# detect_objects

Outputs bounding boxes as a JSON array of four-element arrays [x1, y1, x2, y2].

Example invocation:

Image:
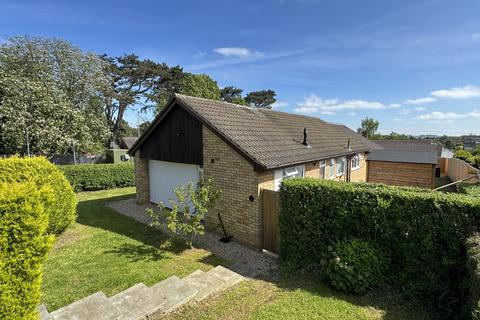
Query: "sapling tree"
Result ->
[[146, 179, 222, 248]]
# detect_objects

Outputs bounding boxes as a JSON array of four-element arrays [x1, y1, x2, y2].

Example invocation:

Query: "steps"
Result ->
[[40, 266, 243, 320]]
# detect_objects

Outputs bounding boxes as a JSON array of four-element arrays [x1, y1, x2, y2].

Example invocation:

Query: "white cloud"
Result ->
[[394, 118, 401, 121], [320, 111, 336, 115], [416, 110, 480, 121], [430, 85, 480, 99], [271, 101, 289, 109], [213, 47, 261, 58], [404, 97, 436, 105], [414, 107, 426, 111], [294, 94, 399, 114], [347, 112, 356, 116]]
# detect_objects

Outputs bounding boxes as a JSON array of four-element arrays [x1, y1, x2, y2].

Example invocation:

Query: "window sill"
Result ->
[[351, 166, 360, 171]]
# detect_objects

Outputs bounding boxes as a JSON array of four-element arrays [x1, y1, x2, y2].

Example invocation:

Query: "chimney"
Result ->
[[302, 128, 308, 146]]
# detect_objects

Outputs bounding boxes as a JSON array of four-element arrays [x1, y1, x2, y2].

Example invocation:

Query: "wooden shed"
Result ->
[[366, 150, 437, 189]]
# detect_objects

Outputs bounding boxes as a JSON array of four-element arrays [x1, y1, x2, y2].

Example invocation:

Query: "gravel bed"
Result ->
[[106, 198, 278, 278]]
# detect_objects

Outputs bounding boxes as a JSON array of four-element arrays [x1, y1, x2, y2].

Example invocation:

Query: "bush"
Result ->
[[323, 239, 387, 294], [0, 157, 77, 234], [279, 178, 480, 313], [460, 183, 480, 197], [60, 163, 135, 192], [466, 234, 480, 319], [0, 181, 54, 320], [455, 150, 476, 166]]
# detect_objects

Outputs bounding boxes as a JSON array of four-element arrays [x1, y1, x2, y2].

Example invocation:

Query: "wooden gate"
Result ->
[[261, 189, 280, 254]]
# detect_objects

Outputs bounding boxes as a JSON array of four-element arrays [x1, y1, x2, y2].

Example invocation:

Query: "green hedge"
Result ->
[[466, 234, 480, 319], [279, 178, 480, 313], [60, 163, 135, 192], [0, 181, 54, 320], [460, 183, 480, 197], [0, 157, 77, 235]]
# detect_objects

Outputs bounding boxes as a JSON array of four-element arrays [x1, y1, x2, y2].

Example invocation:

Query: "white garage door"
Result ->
[[149, 160, 199, 206]]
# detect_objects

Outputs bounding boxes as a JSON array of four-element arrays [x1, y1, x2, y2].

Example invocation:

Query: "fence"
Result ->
[[443, 157, 480, 184], [261, 189, 280, 254]]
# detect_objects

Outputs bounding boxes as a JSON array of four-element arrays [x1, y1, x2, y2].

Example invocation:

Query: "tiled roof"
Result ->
[[132, 94, 377, 170], [372, 139, 442, 156], [120, 137, 138, 149], [367, 150, 437, 164]]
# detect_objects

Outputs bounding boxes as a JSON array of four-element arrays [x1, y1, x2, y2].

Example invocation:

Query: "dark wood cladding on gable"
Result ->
[[140, 105, 203, 165]]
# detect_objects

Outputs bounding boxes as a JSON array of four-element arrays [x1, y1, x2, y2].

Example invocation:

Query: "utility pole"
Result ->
[[26, 130, 31, 157], [72, 140, 76, 165]]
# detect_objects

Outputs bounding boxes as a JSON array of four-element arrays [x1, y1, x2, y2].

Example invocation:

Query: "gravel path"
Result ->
[[106, 198, 278, 278]]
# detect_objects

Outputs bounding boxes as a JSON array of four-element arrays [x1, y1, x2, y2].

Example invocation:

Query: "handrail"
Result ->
[[434, 175, 478, 191]]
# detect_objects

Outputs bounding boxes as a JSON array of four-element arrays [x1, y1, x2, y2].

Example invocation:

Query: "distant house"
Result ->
[[463, 135, 480, 150], [130, 94, 375, 248], [119, 137, 138, 150]]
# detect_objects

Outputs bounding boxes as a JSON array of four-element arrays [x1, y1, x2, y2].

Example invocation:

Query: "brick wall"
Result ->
[[305, 162, 319, 178], [133, 149, 150, 204], [350, 153, 367, 182], [203, 127, 262, 248]]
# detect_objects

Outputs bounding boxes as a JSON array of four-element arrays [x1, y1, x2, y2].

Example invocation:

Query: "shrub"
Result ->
[[460, 183, 480, 197], [466, 234, 480, 319], [60, 163, 135, 192], [0, 157, 77, 234], [0, 181, 54, 320], [279, 178, 480, 312], [455, 149, 476, 166], [323, 239, 387, 294]]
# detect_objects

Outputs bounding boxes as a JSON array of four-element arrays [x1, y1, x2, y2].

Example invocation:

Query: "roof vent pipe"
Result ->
[[302, 128, 308, 146], [347, 138, 351, 151]]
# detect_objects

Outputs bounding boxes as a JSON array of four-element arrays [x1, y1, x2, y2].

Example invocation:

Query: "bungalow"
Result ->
[[129, 94, 375, 248]]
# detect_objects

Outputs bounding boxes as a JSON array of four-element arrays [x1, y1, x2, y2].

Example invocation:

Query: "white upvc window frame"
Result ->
[[328, 158, 336, 179], [336, 156, 346, 177], [319, 160, 326, 179], [351, 153, 361, 171], [274, 164, 305, 190]]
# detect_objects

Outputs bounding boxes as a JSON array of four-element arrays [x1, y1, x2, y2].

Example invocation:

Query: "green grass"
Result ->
[[41, 187, 227, 311], [165, 275, 433, 320]]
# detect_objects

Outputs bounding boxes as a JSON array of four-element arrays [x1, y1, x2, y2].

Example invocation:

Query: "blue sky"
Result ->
[[1, 0, 480, 135]]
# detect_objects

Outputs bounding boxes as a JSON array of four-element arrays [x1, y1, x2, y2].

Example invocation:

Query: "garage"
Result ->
[[149, 160, 200, 205]]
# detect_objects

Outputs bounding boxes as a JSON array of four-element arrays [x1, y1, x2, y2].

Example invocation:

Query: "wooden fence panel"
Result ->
[[445, 157, 480, 184], [261, 189, 280, 254]]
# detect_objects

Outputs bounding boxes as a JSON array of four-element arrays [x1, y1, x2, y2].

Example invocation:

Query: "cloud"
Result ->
[[271, 101, 289, 109], [414, 107, 426, 111], [404, 97, 436, 105], [320, 111, 336, 115], [394, 118, 401, 121], [294, 94, 399, 114], [430, 85, 480, 99], [213, 47, 261, 58], [416, 110, 480, 121], [347, 112, 356, 116]]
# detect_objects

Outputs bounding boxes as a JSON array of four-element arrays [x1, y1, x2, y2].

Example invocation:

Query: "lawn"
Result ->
[[41, 187, 227, 311], [165, 275, 433, 320]]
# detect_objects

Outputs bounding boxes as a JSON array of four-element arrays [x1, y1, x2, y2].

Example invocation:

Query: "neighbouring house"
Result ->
[[129, 94, 376, 248], [463, 135, 480, 150], [106, 137, 138, 164], [368, 139, 439, 188], [119, 136, 138, 150]]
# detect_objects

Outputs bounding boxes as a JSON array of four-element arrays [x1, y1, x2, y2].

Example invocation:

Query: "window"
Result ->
[[351, 154, 360, 170], [319, 160, 326, 179], [336, 157, 346, 176], [282, 165, 304, 179], [329, 158, 335, 178]]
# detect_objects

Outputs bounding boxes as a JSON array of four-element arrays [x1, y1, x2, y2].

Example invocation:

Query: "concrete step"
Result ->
[[39, 304, 49, 320], [109, 283, 163, 320], [48, 291, 122, 320], [207, 265, 243, 289], [183, 270, 225, 301], [147, 276, 198, 318]]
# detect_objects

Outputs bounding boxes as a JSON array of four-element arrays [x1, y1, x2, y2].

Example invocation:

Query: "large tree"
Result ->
[[0, 36, 109, 155], [220, 86, 246, 105], [357, 117, 380, 138], [101, 54, 174, 145], [245, 89, 277, 109], [153, 72, 221, 113]]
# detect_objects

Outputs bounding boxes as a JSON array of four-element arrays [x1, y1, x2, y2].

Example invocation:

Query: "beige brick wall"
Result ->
[[133, 149, 150, 204], [203, 127, 262, 248], [350, 153, 367, 182], [305, 162, 320, 178]]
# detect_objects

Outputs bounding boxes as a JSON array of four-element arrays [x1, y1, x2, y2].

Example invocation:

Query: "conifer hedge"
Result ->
[[279, 178, 480, 313]]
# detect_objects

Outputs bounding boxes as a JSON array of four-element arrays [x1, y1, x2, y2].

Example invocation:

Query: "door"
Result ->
[[149, 160, 199, 206]]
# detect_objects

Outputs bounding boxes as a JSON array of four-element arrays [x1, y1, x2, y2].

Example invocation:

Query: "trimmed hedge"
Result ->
[[0, 157, 77, 235], [279, 178, 480, 313], [0, 182, 54, 320], [60, 163, 135, 192], [466, 234, 480, 319]]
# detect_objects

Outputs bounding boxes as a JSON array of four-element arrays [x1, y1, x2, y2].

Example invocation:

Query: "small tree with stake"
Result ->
[[146, 179, 222, 248]]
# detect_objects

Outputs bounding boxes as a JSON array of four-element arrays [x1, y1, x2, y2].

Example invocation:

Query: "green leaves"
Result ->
[[147, 179, 222, 248], [279, 177, 480, 314]]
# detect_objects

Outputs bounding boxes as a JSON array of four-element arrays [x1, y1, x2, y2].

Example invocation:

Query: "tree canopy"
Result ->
[[0, 36, 109, 155], [245, 89, 277, 109], [220, 86, 246, 105], [357, 117, 380, 138]]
